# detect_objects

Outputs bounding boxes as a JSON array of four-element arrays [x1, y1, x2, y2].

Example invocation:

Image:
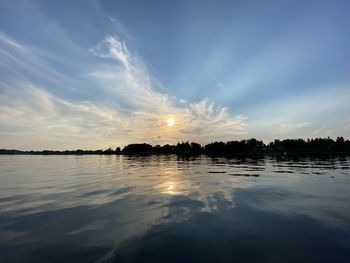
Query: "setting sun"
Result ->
[[167, 118, 175, 127]]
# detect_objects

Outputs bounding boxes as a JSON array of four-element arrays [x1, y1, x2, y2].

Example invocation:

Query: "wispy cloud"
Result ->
[[0, 33, 248, 149], [278, 122, 311, 135]]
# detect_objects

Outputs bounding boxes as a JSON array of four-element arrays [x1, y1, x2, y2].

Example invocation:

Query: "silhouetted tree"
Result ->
[[103, 148, 115, 155], [115, 147, 121, 154], [122, 143, 153, 154]]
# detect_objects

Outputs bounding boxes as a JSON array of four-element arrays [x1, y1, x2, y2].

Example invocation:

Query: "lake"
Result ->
[[0, 155, 349, 262]]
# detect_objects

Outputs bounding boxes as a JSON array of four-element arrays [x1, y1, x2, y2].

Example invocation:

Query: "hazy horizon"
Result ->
[[1, 0, 350, 150], [1, 136, 349, 152]]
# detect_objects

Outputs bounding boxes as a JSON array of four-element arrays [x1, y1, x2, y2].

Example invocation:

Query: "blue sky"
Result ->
[[1, 0, 350, 150]]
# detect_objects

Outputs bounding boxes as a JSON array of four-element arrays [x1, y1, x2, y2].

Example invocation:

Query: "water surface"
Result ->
[[0, 155, 349, 262]]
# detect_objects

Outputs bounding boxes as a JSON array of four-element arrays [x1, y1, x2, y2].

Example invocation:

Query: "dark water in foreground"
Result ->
[[0, 155, 349, 263]]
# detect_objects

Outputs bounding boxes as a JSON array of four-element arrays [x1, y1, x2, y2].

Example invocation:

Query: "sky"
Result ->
[[0, 0, 350, 150]]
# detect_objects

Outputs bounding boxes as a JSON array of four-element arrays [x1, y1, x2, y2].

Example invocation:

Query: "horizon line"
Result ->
[[1, 136, 349, 152]]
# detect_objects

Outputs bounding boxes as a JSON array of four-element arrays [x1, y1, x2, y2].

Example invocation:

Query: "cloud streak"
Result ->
[[0, 33, 248, 150]]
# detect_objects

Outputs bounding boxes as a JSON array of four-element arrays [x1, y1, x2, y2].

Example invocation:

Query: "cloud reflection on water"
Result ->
[[0, 155, 349, 262]]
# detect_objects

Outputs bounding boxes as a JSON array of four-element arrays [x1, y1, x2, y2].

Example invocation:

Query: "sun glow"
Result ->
[[167, 118, 175, 127]]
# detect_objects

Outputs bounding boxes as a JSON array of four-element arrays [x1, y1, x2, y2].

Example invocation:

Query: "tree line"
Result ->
[[1, 137, 350, 155]]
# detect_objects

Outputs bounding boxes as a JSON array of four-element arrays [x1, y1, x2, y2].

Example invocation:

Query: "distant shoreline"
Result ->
[[1, 152, 350, 157], [1, 137, 350, 156]]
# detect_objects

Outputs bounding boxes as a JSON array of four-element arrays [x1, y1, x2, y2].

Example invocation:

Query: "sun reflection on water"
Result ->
[[150, 161, 240, 211]]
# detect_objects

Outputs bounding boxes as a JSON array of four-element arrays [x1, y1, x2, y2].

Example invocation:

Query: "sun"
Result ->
[[167, 118, 175, 127]]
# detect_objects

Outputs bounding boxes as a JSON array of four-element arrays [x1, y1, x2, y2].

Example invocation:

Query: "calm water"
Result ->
[[0, 155, 349, 262]]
